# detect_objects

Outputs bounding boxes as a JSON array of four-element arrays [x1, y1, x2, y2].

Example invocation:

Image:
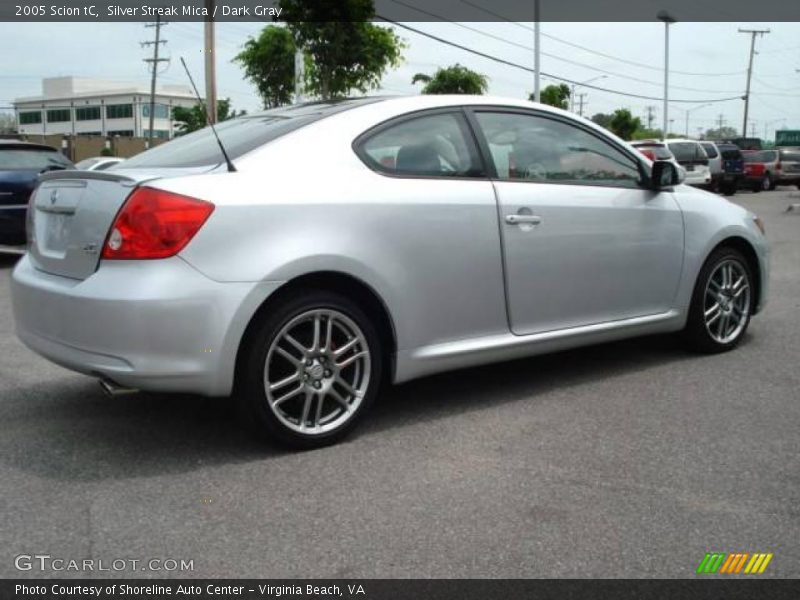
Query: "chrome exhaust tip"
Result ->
[[98, 378, 139, 398]]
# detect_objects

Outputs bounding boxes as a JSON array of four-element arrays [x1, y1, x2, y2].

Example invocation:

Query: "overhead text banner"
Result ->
[[2, 0, 800, 22]]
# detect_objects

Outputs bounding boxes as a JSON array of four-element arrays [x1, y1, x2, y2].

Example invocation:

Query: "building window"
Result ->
[[106, 104, 133, 119], [19, 111, 42, 124], [142, 103, 170, 119], [46, 109, 71, 123], [107, 130, 134, 137], [76, 106, 101, 121], [143, 129, 171, 139]]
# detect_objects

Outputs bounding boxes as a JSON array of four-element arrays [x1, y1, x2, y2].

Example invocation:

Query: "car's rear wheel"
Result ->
[[238, 290, 382, 448], [683, 247, 753, 353], [762, 174, 773, 191]]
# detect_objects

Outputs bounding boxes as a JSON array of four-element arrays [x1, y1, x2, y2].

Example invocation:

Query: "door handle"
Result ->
[[505, 214, 542, 225]]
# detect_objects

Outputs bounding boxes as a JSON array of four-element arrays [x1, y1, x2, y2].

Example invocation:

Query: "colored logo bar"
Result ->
[[696, 552, 773, 574]]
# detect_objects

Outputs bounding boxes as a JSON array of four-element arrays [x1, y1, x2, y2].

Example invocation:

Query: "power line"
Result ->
[[456, 0, 745, 77], [378, 19, 743, 104]]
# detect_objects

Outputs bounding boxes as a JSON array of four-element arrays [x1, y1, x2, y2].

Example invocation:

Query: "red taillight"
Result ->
[[776, 162, 782, 171], [102, 187, 214, 260]]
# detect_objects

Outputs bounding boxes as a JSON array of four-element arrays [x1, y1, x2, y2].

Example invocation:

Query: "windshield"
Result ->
[[75, 157, 103, 169], [122, 98, 382, 169], [0, 148, 72, 171]]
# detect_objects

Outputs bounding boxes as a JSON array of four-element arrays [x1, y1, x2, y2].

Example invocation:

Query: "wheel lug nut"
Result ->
[[313, 381, 321, 389], [324, 370, 331, 377]]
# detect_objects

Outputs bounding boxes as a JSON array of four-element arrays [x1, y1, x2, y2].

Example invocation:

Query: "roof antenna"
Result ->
[[179, 56, 236, 173]]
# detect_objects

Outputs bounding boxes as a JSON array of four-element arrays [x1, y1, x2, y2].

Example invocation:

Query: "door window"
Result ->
[[474, 111, 642, 188]]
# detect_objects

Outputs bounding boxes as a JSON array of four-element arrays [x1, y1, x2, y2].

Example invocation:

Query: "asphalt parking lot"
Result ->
[[1, 190, 798, 579]]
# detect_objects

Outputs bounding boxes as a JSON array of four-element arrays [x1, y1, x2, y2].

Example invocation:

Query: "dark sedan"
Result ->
[[0, 141, 73, 245]]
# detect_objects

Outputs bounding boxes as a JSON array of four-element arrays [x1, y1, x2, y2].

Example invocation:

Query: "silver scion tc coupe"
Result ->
[[11, 96, 770, 448]]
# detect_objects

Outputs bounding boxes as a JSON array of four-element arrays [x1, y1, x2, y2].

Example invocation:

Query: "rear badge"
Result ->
[[82, 243, 99, 255], [50, 189, 59, 205]]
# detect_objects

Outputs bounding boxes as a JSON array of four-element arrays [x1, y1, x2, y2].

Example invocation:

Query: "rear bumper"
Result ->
[[11, 254, 282, 396]]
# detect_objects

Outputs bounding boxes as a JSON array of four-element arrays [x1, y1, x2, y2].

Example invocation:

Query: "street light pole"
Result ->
[[657, 11, 676, 140], [533, 0, 541, 103]]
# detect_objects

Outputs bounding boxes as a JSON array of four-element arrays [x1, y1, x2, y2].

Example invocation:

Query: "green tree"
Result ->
[[590, 113, 613, 129], [532, 84, 571, 110], [704, 126, 738, 140], [173, 98, 237, 135], [234, 26, 296, 109], [412, 64, 488, 95], [278, 0, 404, 99], [631, 128, 664, 140], [608, 108, 642, 140]]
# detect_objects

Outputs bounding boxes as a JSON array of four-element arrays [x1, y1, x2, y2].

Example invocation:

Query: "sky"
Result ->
[[0, 20, 798, 139]]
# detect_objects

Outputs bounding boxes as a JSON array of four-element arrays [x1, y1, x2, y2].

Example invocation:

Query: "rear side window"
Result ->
[[700, 143, 719, 159], [742, 152, 763, 163], [357, 112, 482, 178], [761, 151, 777, 162], [0, 148, 72, 170]]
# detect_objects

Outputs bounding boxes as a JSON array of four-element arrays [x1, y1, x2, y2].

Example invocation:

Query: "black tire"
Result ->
[[763, 174, 773, 191], [721, 183, 737, 196], [683, 247, 754, 354], [237, 289, 383, 449], [751, 183, 761, 193]]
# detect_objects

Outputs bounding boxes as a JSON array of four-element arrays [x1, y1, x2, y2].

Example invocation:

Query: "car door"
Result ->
[[469, 109, 684, 336]]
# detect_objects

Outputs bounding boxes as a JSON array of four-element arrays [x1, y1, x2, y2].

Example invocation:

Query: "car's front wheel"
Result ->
[[239, 290, 382, 448], [684, 247, 754, 353]]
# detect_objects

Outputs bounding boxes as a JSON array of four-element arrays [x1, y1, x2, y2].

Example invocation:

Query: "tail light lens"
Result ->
[[102, 187, 214, 260], [776, 162, 782, 171]]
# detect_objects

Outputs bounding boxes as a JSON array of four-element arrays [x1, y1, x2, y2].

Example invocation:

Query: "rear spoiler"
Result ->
[[38, 170, 141, 186]]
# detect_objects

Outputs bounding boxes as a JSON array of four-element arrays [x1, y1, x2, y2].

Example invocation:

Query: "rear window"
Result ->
[[700, 143, 719, 159], [761, 151, 777, 162], [779, 149, 800, 162], [121, 98, 382, 169], [634, 144, 673, 160], [668, 142, 705, 162], [718, 146, 742, 160], [742, 152, 764, 163], [0, 147, 72, 170]]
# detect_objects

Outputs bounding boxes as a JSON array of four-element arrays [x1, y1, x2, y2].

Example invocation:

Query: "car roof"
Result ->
[[0, 140, 59, 152]]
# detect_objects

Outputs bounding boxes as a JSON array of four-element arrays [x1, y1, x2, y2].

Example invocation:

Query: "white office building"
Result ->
[[13, 77, 199, 139]]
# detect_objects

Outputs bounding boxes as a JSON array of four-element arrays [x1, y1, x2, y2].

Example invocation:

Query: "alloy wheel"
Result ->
[[703, 259, 751, 344], [263, 309, 371, 435]]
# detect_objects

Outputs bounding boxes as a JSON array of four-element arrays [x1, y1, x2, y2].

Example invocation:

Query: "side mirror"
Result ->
[[650, 160, 684, 190]]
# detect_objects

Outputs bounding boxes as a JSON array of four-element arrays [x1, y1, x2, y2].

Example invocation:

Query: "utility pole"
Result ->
[[204, 0, 218, 125], [717, 114, 726, 133], [739, 28, 770, 140], [142, 16, 168, 143], [750, 121, 757, 137], [645, 105, 656, 130], [577, 93, 587, 117], [533, 0, 541, 103]]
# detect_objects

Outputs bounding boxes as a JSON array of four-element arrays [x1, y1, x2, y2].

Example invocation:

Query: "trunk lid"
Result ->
[[28, 170, 157, 280]]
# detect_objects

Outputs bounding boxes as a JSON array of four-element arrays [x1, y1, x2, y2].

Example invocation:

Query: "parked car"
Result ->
[[665, 139, 712, 188], [11, 96, 770, 448], [0, 141, 73, 245], [743, 150, 769, 192], [714, 143, 745, 196], [699, 141, 723, 190], [75, 156, 124, 171], [630, 140, 683, 172], [774, 147, 800, 188]]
